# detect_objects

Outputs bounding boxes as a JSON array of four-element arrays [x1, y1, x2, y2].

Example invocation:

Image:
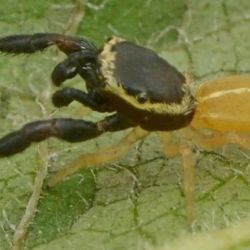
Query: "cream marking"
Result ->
[[201, 88, 250, 101], [104, 82, 194, 115]]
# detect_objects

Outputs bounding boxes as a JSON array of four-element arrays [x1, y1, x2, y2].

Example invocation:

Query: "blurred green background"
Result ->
[[0, 0, 250, 250]]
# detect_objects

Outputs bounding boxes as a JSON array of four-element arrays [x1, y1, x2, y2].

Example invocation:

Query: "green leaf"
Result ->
[[0, 1, 250, 250]]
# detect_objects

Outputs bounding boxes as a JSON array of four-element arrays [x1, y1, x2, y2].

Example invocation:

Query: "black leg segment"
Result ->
[[0, 115, 133, 157], [0, 33, 97, 55], [51, 54, 78, 86], [0, 119, 100, 156], [52, 87, 102, 111], [51, 51, 97, 86]]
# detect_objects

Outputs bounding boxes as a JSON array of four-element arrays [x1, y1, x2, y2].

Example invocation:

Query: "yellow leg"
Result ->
[[179, 143, 196, 227], [159, 132, 180, 157], [48, 127, 149, 186], [190, 130, 250, 150], [159, 132, 196, 226]]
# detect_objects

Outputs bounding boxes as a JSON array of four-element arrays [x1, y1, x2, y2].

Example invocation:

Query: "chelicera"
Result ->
[[0, 33, 250, 223]]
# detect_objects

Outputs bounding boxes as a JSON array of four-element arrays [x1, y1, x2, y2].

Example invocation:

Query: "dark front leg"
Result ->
[[0, 33, 97, 55], [0, 114, 133, 157], [52, 87, 106, 112], [51, 51, 97, 86]]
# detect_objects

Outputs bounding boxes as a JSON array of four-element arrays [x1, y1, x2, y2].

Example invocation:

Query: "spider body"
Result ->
[[0, 33, 195, 157], [0, 33, 250, 223], [0, 32, 249, 165]]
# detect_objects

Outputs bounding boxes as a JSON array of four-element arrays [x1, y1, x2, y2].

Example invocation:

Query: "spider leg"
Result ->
[[52, 87, 103, 111], [159, 131, 196, 227], [51, 51, 97, 86], [192, 131, 250, 150], [0, 33, 97, 55], [51, 52, 79, 86], [160, 132, 180, 157], [0, 34, 100, 86], [48, 126, 149, 186], [0, 114, 132, 157], [168, 127, 250, 225], [179, 143, 196, 227]]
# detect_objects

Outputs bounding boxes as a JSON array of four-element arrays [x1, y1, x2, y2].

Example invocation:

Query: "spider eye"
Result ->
[[136, 92, 148, 103]]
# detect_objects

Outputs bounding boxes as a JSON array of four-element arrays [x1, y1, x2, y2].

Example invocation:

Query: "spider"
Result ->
[[0, 33, 249, 224]]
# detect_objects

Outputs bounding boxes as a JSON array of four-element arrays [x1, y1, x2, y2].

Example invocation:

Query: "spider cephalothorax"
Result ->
[[98, 36, 195, 131]]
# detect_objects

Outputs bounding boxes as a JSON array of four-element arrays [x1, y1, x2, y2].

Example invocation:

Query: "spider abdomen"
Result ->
[[192, 75, 250, 132]]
